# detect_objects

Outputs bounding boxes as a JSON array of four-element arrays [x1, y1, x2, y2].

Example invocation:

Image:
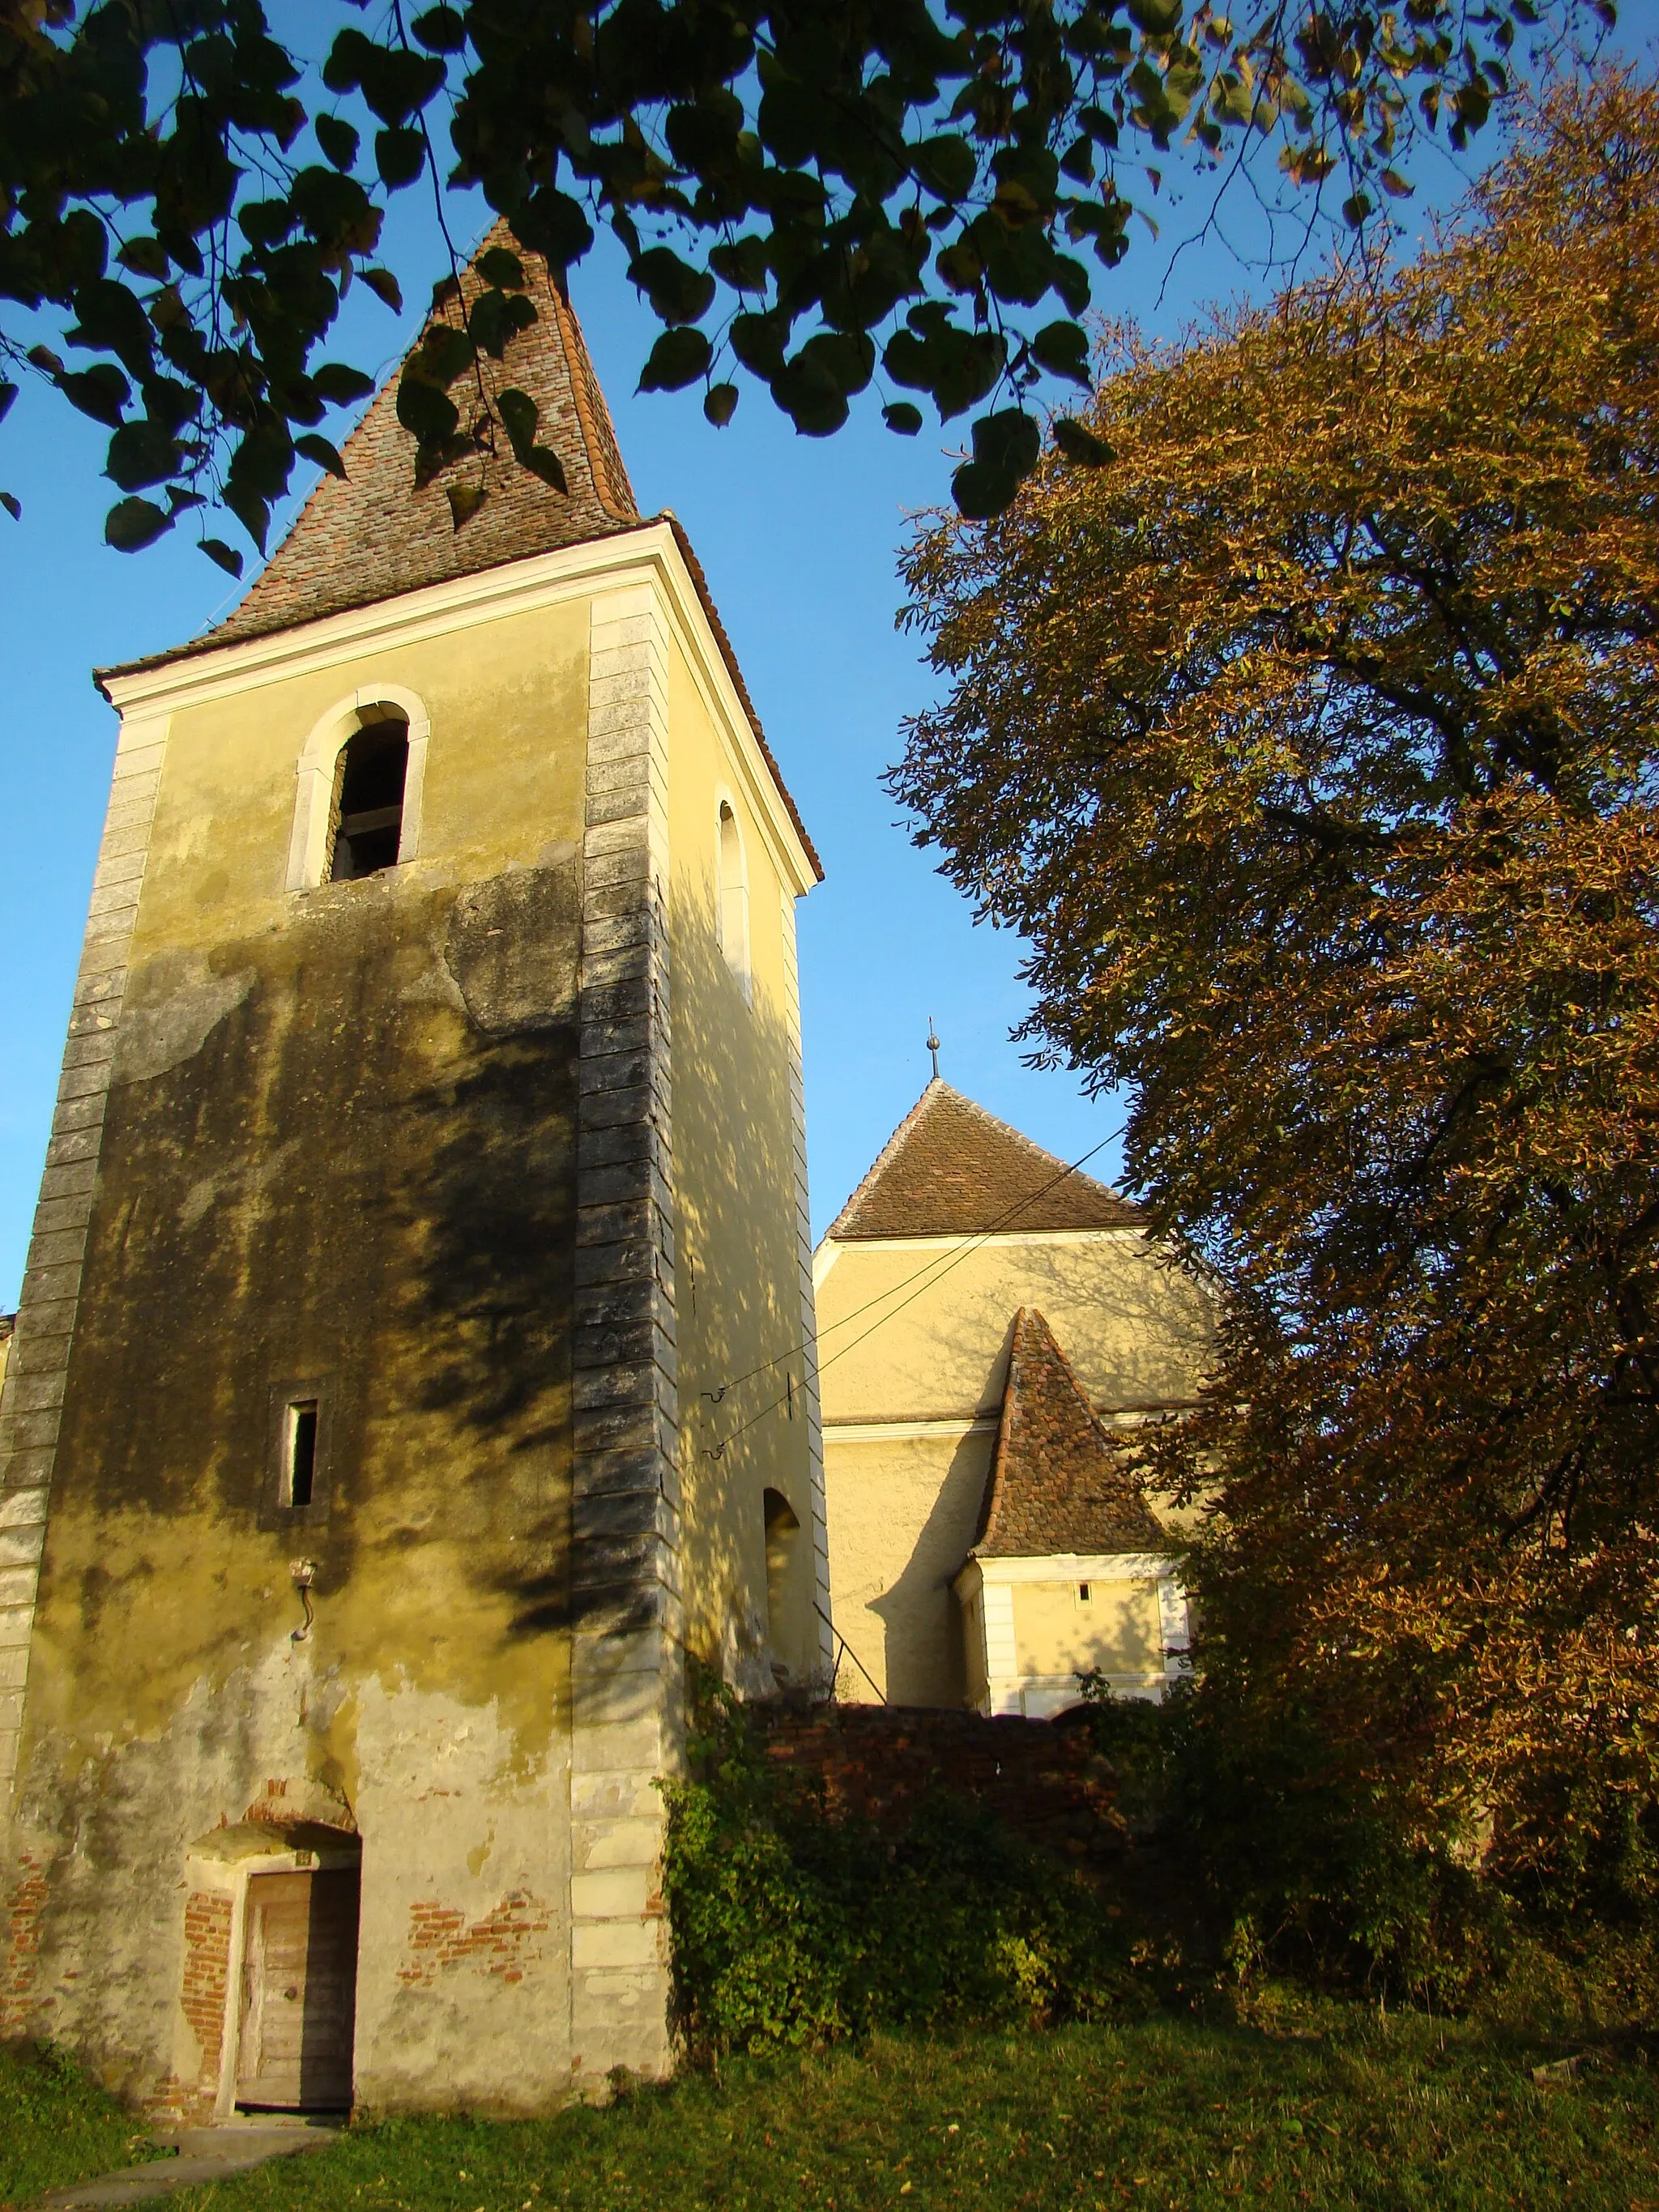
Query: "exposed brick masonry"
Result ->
[[757, 1703, 1123, 1868], [400, 1893, 553, 1989], [0, 1853, 47, 2036]]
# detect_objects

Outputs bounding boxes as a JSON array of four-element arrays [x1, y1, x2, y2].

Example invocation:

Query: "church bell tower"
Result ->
[[0, 243, 827, 2117]]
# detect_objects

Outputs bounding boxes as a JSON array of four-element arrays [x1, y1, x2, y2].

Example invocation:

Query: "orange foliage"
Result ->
[[896, 70, 1659, 1884]]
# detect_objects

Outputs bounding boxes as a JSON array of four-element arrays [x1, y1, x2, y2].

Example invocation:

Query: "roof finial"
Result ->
[[927, 1020, 941, 1081]]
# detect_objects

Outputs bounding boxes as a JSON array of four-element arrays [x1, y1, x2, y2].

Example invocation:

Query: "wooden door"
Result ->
[[236, 1868, 360, 2111]]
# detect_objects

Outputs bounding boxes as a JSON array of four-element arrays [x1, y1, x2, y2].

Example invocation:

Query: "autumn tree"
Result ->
[[0, 0, 1610, 568], [895, 67, 1659, 1916]]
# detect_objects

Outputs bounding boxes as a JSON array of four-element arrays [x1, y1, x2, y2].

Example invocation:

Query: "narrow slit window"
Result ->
[[717, 801, 750, 995], [284, 1400, 318, 1509], [328, 718, 409, 882], [1078, 1582, 1092, 1604]]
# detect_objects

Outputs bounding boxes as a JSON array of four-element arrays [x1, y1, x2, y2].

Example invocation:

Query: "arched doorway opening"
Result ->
[[186, 1817, 362, 2116]]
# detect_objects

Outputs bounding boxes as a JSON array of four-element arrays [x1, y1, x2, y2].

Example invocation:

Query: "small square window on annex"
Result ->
[[0, 231, 826, 2125]]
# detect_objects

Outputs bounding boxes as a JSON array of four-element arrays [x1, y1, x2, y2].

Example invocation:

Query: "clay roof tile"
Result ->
[[92, 226, 821, 880], [827, 1079, 1141, 1241], [974, 1307, 1167, 1558]]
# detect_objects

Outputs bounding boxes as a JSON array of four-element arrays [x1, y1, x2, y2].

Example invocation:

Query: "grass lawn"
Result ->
[[0, 2039, 162, 2206], [6, 2005, 1644, 2212]]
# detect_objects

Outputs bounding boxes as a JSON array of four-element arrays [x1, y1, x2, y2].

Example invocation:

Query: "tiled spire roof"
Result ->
[[92, 232, 825, 882], [194, 228, 641, 653], [974, 1308, 1167, 1558], [827, 1079, 1141, 1241]]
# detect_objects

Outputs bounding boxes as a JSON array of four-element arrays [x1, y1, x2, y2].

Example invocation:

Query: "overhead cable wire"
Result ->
[[700, 1132, 1118, 1410], [701, 1128, 1128, 1460]]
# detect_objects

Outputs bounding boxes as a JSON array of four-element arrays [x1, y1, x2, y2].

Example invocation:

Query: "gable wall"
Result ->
[[817, 1231, 1213, 1707]]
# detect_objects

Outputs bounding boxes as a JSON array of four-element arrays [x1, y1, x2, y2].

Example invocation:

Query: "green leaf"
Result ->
[[376, 127, 426, 189], [361, 267, 403, 313], [397, 373, 460, 444], [446, 480, 488, 528], [468, 287, 536, 357], [412, 4, 467, 52], [313, 363, 377, 405], [629, 247, 717, 326], [911, 133, 979, 202], [709, 236, 770, 294], [59, 365, 130, 427], [1052, 416, 1115, 467], [730, 312, 790, 378], [116, 235, 169, 279], [289, 166, 382, 253], [315, 114, 360, 173], [0, 492, 19, 522], [0, 382, 15, 427], [325, 30, 444, 125], [1060, 136, 1096, 185], [1126, 0, 1184, 41], [105, 420, 181, 492], [704, 383, 739, 428], [67, 279, 156, 379], [773, 333, 874, 437], [638, 326, 714, 392], [296, 433, 348, 479], [200, 537, 243, 576], [883, 401, 923, 435], [104, 497, 173, 552], [884, 313, 1005, 420], [953, 408, 1041, 519], [1030, 320, 1092, 388], [514, 188, 594, 272], [477, 246, 526, 290]]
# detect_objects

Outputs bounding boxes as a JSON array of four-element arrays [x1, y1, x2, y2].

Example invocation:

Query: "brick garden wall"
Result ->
[[753, 1703, 1124, 1869]]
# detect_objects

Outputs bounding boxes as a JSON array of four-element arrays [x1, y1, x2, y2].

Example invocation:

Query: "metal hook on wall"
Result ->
[[289, 1558, 318, 1643]]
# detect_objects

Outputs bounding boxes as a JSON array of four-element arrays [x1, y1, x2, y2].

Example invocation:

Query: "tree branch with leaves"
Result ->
[[0, 0, 1610, 573], [893, 66, 1659, 1897]]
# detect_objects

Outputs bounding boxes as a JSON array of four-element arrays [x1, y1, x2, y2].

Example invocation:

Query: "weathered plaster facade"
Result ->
[[0, 288, 821, 2114], [817, 1086, 1213, 1711]]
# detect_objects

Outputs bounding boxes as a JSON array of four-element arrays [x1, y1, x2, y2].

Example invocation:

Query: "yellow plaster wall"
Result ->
[[12, 592, 594, 2114], [816, 1234, 1213, 1425], [43, 596, 590, 1765], [1010, 1578, 1164, 1680], [136, 599, 589, 949], [663, 629, 816, 1685], [822, 1430, 992, 1706]]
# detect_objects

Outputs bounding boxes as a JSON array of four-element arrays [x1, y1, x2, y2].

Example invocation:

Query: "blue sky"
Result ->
[[1, 22, 1646, 1307]]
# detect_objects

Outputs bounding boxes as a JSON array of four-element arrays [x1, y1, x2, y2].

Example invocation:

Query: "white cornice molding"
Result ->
[[813, 1226, 1149, 1270], [960, 1551, 1180, 1588], [822, 1416, 999, 1444], [98, 521, 818, 897]]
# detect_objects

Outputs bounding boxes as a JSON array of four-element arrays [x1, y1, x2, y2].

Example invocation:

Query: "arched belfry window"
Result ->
[[287, 687, 431, 893], [328, 717, 408, 881], [717, 799, 750, 997]]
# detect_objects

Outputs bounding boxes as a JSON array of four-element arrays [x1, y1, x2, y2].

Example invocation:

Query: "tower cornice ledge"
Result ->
[[96, 518, 821, 899]]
